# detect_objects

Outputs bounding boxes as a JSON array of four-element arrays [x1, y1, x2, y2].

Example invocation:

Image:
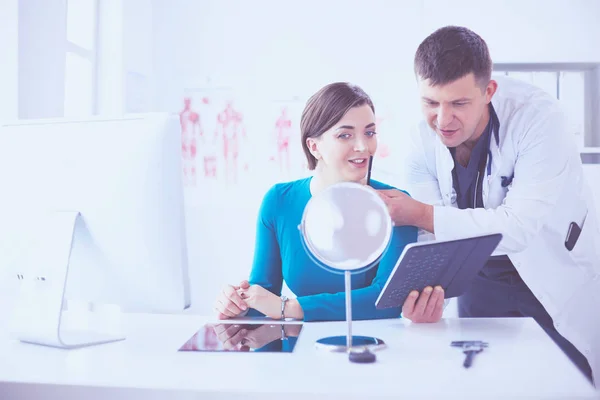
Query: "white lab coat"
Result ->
[[406, 76, 600, 386]]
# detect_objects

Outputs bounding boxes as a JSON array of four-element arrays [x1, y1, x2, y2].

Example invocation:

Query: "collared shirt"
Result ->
[[449, 114, 518, 281], [450, 120, 492, 209]]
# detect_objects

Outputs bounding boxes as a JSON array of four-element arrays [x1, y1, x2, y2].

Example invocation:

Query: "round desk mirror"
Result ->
[[298, 182, 392, 356]]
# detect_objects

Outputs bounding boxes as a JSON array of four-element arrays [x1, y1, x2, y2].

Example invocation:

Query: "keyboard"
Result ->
[[381, 244, 455, 308], [375, 234, 502, 310]]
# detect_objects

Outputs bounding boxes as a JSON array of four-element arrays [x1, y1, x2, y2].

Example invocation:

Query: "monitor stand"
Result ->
[[12, 210, 125, 349]]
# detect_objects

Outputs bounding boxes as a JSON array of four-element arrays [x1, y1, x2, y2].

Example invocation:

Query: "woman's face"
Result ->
[[307, 104, 378, 183]]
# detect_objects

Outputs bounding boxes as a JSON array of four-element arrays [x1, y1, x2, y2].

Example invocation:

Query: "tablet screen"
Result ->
[[178, 323, 303, 353]]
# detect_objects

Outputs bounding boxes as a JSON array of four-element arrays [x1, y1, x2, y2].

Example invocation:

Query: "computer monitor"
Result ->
[[0, 113, 191, 318]]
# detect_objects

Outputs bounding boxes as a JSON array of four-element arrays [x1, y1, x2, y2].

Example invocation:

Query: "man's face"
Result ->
[[418, 73, 496, 148]]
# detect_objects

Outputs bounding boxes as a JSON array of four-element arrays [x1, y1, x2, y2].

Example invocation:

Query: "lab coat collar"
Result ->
[[435, 102, 504, 203], [487, 102, 504, 183], [489, 103, 500, 147]]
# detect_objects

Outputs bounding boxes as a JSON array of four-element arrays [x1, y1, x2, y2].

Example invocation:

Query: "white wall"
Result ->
[[152, 0, 600, 112], [18, 0, 67, 119], [97, 0, 124, 116], [97, 0, 155, 115], [152, 0, 424, 121], [122, 0, 154, 113], [150, 0, 185, 114], [0, 0, 19, 122], [423, 0, 600, 63]]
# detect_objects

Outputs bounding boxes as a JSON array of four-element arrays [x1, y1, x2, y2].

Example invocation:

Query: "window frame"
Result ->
[[64, 0, 100, 116], [493, 62, 600, 151]]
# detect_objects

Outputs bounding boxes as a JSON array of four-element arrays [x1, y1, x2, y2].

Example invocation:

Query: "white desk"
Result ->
[[0, 314, 597, 400]]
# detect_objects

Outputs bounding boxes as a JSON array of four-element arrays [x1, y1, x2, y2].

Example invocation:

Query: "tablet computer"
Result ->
[[375, 233, 502, 309], [178, 322, 303, 353]]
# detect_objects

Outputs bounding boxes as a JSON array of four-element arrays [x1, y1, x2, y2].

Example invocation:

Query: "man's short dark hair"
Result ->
[[414, 26, 492, 88]]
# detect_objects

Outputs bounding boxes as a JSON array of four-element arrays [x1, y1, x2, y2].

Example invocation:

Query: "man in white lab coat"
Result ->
[[378, 26, 600, 386]]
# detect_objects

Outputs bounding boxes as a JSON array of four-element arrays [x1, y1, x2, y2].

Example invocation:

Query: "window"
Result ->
[[493, 63, 599, 151], [64, 0, 98, 117]]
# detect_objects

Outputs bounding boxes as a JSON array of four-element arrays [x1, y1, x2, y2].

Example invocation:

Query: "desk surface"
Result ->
[[0, 314, 597, 400]]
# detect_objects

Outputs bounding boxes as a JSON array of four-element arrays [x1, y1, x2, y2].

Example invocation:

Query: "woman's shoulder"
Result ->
[[260, 177, 311, 206], [257, 178, 311, 225], [264, 177, 310, 196], [369, 179, 411, 197]]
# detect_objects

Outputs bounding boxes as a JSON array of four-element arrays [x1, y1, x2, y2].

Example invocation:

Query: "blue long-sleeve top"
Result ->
[[248, 177, 418, 322]]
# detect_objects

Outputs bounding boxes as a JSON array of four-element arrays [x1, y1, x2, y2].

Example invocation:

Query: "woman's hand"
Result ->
[[402, 285, 445, 323], [238, 284, 281, 319], [212, 323, 249, 350], [214, 280, 251, 319], [212, 323, 302, 351], [238, 324, 282, 350]]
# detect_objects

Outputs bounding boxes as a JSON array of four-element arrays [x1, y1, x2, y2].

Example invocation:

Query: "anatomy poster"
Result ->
[[180, 87, 252, 188], [266, 99, 308, 180], [178, 88, 412, 192]]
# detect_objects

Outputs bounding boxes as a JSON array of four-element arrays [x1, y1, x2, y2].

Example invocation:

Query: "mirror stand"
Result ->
[[314, 270, 386, 353]]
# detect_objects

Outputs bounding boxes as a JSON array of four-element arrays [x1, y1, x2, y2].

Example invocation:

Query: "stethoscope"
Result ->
[[451, 104, 513, 207], [472, 104, 506, 206]]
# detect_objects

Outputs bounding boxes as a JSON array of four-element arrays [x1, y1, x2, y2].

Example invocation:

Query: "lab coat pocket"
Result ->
[[567, 213, 600, 274]]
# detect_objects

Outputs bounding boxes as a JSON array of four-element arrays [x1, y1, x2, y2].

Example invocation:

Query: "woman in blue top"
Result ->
[[214, 82, 445, 323]]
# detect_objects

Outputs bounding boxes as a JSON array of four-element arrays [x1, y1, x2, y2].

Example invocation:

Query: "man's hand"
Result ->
[[402, 285, 445, 323], [377, 189, 434, 233]]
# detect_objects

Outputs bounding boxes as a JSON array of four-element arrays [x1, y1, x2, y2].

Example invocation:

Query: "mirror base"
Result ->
[[314, 335, 386, 352]]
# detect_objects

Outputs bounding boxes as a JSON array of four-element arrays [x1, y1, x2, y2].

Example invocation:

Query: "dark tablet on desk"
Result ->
[[375, 233, 502, 309], [178, 322, 303, 353]]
